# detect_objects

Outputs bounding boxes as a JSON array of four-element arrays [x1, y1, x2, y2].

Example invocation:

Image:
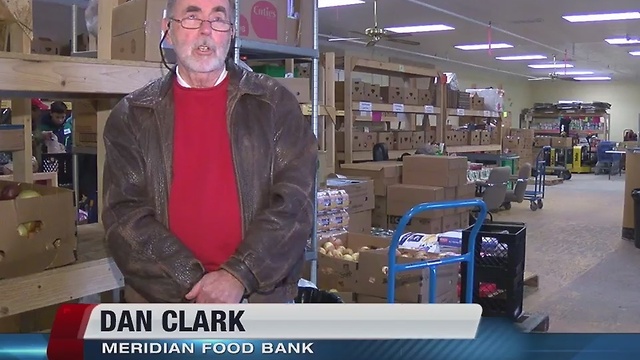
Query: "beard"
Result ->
[[173, 36, 231, 74]]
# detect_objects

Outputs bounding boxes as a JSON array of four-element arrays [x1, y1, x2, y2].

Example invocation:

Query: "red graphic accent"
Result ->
[[239, 14, 249, 37], [47, 304, 97, 360], [251, 1, 278, 40]]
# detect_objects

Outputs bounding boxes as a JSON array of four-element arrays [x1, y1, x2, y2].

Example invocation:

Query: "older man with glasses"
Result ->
[[102, 0, 317, 304]]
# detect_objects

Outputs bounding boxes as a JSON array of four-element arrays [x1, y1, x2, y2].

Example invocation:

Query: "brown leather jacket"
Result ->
[[102, 60, 317, 303]]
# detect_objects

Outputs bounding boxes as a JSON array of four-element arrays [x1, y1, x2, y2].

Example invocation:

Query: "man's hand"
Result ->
[[42, 131, 54, 141], [185, 270, 245, 303]]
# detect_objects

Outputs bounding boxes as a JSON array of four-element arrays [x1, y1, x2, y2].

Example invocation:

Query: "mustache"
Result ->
[[193, 39, 216, 49]]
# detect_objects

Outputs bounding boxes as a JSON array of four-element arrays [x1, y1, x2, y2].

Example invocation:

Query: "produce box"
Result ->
[[355, 247, 459, 303], [0, 181, 77, 279], [316, 233, 390, 292]]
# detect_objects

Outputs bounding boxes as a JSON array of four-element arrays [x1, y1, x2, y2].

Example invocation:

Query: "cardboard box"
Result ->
[[339, 162, 403, 197], [387, 184, 445, 219], [0, 181, 77, 279], [380, 86, 405, 104], [412, 131, 425, 148], [335, 81, 366, 102], [377, 132, 394, 149], [393, 131, 414, 150], [335, 131, 377, 152], [111, 0, 165, 62], [372, 196, 387, 228], [326, 178, 374, 213], [364, 83, 382, 103], [387, 215, 442, 234], [0, 125, 24, 152], [468, 130, 481, 145], [404, 88, 419, 105], [510, 128, 535, 139], [480, 130, 491, 145], [316, 233, 390, 292], [533, 137, 552, 147], [418, 88, 435, 106], [278, 78, 310, 103], [355, 248, 459, 302], [551, 137, 573, 148], [348, 210, 372, 234], [402, 155, 468, 188]]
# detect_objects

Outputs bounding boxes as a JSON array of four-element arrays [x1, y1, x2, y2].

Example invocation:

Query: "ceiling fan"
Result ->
[[328, 0, 420, 47], [528, 55, 577, 81]]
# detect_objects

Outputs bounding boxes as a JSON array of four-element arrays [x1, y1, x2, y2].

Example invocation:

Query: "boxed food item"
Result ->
[[0, 181, 77, 279]]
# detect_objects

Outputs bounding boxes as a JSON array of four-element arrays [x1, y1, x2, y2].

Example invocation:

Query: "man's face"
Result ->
[[51, 112, 66, 126], [166, 0, 234, 74]]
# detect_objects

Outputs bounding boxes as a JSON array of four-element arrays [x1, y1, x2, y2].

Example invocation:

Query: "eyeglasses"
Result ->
[[170, 17, 233, 32]]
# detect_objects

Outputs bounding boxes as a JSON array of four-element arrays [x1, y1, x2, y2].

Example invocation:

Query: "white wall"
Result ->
[[531, 81, 639, 142]]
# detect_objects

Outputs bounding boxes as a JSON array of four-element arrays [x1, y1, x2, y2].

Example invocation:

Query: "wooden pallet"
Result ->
[[528, 177, 564, 186]]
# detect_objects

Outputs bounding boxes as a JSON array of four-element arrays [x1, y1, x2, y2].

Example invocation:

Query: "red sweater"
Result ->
[[168, 76, 242, 272]]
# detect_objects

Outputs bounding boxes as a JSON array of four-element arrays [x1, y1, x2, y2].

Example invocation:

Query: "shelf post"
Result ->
[[8, 22, 32, 183]]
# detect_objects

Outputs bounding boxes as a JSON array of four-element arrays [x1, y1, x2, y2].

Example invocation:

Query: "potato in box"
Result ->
[[0, 180, 77, 279]]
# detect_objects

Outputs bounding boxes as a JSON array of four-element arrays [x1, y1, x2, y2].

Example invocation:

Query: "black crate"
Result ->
[[460, 221, 526, 319]]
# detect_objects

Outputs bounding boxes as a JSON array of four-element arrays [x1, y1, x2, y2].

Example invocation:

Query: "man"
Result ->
[[102, 0, 317, 304], [39, 101, 73, 152]]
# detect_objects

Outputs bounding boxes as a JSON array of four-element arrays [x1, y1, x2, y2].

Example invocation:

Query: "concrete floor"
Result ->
[[493, 173, 640, 333]]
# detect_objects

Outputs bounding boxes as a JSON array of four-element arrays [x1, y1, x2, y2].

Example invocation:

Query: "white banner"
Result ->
[[83, 304, 482, 340]]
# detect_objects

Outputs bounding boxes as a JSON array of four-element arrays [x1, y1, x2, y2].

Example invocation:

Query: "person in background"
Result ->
[[102, 0, 317, 304], [39, 101, 73, 153]]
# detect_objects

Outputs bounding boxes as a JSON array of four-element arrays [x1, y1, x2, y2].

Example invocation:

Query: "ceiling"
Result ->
[[318, 0, 640, 80]]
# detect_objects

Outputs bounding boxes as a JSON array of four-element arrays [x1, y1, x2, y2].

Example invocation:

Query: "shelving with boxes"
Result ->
[[333, 55, 444, 163], [440, 87, 505, 154], [523, 104, 610, 140]]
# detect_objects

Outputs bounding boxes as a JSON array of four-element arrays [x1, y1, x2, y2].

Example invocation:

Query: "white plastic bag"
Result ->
[[466, 88, 505, 112], [45, 134, 66, 154], [85, 0, 99, 37]]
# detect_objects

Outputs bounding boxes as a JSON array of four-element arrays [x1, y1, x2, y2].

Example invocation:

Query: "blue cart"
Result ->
[[386, 199, 488, 303], [524, 145, 550, 211]]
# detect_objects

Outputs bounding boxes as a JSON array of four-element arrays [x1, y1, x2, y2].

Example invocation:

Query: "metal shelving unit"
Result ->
[[233, 0, 320, 284]]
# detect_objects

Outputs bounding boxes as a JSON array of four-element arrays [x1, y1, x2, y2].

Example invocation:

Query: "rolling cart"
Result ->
[[386, 199, 488, 303], [524, 146, 550, 211]]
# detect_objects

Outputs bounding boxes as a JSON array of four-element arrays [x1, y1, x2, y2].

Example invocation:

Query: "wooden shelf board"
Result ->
[[336, 149, 415, 162], [0, 223, 122, 318], [447, 144, 502, 153], [336, 102, 441, 116], [0, 52, 164, 98], [346, 57, 439, 78], [447, 109, 501, 117]]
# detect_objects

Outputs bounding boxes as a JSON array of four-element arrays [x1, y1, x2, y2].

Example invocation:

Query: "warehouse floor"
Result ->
[[494, 173, 639, 332]]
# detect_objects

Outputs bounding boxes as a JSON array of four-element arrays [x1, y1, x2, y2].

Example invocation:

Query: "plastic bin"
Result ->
[[294, 287, 345, 303], [460, 221, 526, 319]]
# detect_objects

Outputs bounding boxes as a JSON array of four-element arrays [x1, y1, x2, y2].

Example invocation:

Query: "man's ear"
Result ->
[[162, 18, 173, 46]]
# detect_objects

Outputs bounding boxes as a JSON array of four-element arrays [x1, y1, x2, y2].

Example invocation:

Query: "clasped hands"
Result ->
[[185, 269, 246, 303]]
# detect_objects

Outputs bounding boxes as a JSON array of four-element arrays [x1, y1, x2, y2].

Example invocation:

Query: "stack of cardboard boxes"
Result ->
[[388, 155, 474, 234], [326, 178, 375, 234], [502, 129, 535, 167]]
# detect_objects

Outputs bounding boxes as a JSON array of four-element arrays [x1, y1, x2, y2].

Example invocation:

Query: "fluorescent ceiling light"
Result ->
[[574, 76, 612, 81], [528, 63, 574, 69], [386, 24, 455, 33], [552, 70, 594, 75], [318, 0, 364, 8], [563, 12, 640, 23], [630, 51, 640, 56], [496, 54, 546, 61], [455, 43, 513, 51], [605, 37, 640, 45]]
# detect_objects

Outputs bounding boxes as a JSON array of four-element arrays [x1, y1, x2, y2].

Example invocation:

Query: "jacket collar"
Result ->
[[131, 58, 268, 108]]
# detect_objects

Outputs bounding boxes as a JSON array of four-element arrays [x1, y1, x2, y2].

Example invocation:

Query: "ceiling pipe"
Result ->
[[402, 0, 566, 55], [319, 35, 534, 79]]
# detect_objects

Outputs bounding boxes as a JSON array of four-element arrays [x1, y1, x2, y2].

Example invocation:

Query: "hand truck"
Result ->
[[386, 199, 488, 303]]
